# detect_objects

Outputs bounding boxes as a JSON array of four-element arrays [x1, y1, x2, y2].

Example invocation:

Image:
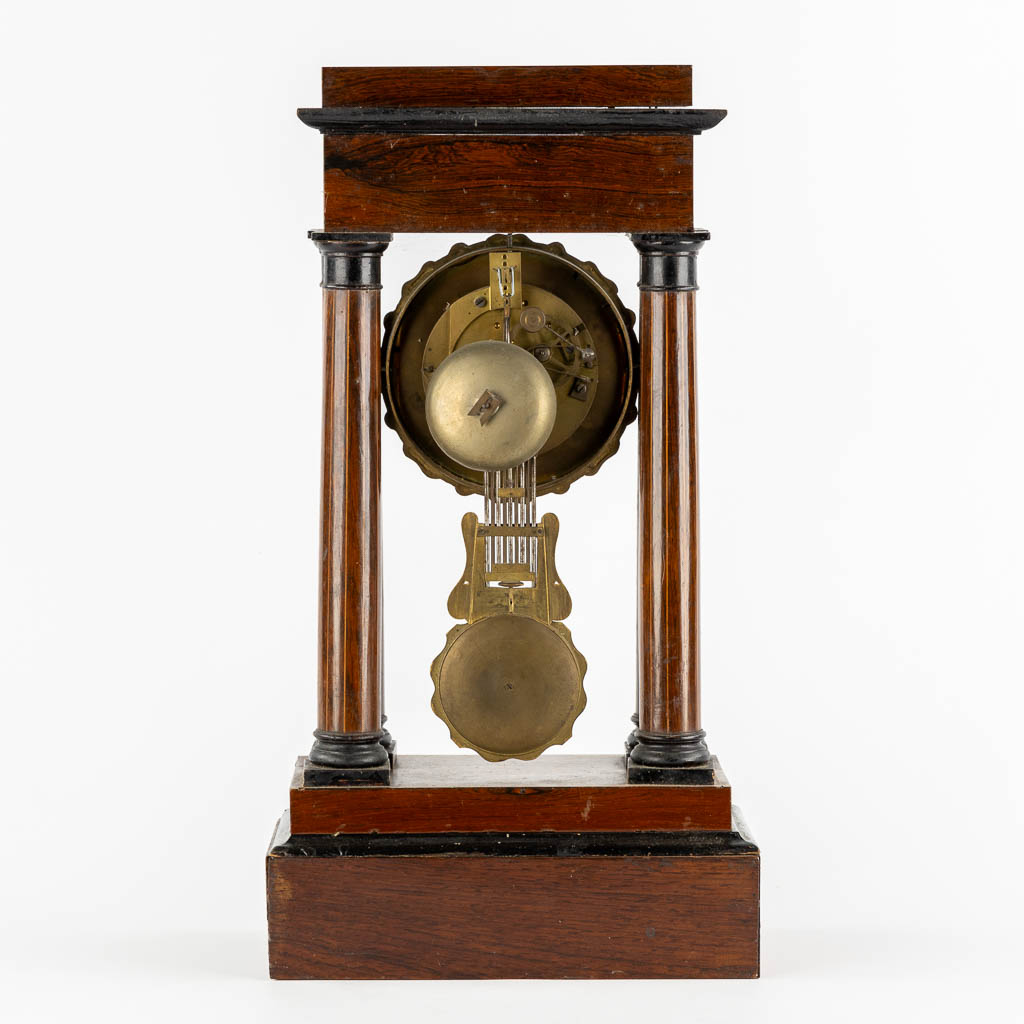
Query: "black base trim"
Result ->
[[627, 762, 715, 785], [268, 813, 759, 860], [302, 763, 392, 786]]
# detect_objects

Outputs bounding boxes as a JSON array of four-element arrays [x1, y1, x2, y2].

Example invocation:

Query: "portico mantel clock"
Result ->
[[265, 64, 760, 980]]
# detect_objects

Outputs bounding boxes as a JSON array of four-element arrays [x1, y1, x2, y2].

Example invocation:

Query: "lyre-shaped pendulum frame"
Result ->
[[429, 509, 587, 762]]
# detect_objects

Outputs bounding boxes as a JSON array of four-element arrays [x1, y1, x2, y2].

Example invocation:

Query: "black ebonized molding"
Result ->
[[306, 729, 391, 782], [632, 231, 709, 292], [628, 729, 713, 780], [309, 232, 391, 289], [267, 810, 759, 859], [626, 763, 716, 785], [297, 106, 727, 136]]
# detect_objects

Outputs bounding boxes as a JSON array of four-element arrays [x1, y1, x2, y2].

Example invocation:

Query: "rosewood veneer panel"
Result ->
[[289, 754, 731, 834], [323, 134, 693, 233], [267, 824, 759, 980], [322, 65, 692, 108]]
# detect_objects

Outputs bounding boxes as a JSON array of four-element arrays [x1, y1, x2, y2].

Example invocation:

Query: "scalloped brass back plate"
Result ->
[[383, 235, 638, 496]]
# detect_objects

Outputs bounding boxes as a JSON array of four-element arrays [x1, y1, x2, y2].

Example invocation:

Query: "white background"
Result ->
[[1, 1, 1022, 1020]]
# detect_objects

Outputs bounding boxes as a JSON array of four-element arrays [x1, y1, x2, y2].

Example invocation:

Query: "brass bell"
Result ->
[[425, 340, 557, 471]]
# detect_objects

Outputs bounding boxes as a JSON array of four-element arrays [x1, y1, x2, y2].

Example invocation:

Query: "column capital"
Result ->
[[309, 231, 392, 289], [630, 230, 709, 292]]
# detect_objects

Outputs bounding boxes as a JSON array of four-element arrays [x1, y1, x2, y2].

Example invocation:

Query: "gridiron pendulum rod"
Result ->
[[520, 462, 527, 564], [500, 467, 507, 565], [510, 466, 515, 563], [533, 458, 538, 571], [502, 245, 513, 568], [485, 460, 538, 571], [524, 462, 529, 565], [504, 256, 511, 567], [522, 462, 527, 564], [517, 462, 522, 564], [515, 463, 520, 565], [487, 251, 541, 572], [516, 463, 521, 564], [483, 470, 491, 572]]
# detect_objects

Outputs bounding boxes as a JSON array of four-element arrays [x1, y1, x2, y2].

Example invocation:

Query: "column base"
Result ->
[[306, 730, 391, 785], [627, 729, 712, 783]]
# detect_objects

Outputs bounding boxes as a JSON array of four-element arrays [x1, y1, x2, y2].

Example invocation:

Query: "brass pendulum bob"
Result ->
[[429, 507, 587, 761]]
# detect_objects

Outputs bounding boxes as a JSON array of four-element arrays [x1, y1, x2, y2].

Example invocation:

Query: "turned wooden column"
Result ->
[[628, 232, 712, 779], [306, 232, 392, 781]]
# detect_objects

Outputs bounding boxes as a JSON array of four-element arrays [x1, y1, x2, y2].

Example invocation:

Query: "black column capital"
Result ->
[[630, 231, 710, 292], [309, 231, 392, 289]]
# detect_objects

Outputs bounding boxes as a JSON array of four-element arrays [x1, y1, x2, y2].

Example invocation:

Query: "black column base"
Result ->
[[305, 730, 391, 785], [627, 729, 713, 784]]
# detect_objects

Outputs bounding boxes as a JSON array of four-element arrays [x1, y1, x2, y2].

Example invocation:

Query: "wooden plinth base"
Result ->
[[267, 812, 758, 979], [267, 753, 759, 979], [289, 754, 732, 834]]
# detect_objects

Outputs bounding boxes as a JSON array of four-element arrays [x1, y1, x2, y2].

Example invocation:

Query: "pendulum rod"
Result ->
[[481, 244, 538, 576], [482, 457, 537, 574]]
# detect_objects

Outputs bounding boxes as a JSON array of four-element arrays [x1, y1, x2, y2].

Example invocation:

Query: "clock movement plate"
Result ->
[[383, 234, 638, 495]]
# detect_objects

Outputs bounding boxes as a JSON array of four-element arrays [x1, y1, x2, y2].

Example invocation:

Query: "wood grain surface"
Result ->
[[322, 134, 694, 233], [267, 841, 759, 979], [637, 289, 701, 736], [322, 65, 692, 108], [289, 755, 731, 834], [317, 288, 382, 734]]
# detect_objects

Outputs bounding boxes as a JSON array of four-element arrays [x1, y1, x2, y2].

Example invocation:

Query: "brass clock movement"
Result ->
[[383, 235, 638, 496], [267, 64, 761, 982]]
